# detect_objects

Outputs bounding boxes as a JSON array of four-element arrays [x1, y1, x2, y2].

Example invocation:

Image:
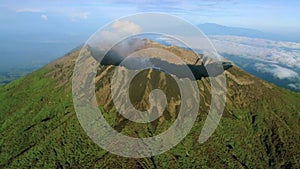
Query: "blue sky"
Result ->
[[134, 0, 299, 33], [1, 0, 300, 33], [0, 0, 299, 70]]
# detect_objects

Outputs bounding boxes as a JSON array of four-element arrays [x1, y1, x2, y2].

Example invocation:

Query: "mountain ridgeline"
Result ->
[[0, 40, 299, 168]]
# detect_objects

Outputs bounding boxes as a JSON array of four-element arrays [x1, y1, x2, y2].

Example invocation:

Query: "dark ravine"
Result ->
[[0, 42, 299, 168]]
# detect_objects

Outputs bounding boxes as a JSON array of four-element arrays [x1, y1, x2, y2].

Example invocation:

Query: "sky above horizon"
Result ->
[[1, 0, 300, 33], [0, 0, 299, 70]]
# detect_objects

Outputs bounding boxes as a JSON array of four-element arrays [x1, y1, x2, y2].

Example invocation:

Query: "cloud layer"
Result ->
[[255, 63, 299, 80], [210, 35, 300, 68], [209, 35, 300, 91]]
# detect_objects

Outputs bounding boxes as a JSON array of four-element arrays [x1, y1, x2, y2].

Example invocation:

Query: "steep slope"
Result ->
[[0, 44, 299, 168]]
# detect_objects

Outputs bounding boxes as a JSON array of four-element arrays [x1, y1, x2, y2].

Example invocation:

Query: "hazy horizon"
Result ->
[[0, 0, 299, 91], [1, 0, 300, 69]]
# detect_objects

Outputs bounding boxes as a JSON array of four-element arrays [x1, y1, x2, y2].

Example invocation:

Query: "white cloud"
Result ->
[[41, 14, 48, 21], [16, 8, 43, 13], [71, 12, 90, 21], [255, 63, 299, 80], [288, 83, 300, 90], [112, 20, 141, 34], [210, 35, 300, 68], [208, 35, 300, 90], [89, 20, 142, 49]]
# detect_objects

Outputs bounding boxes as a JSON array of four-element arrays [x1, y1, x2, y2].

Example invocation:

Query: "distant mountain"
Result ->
[[198, 23, 266, 37], [0, 41, 299, 168], [198, 23, 300, 42]]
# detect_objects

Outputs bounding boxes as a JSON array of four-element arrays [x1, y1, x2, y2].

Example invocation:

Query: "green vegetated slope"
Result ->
[[0, 46, 299, 169]]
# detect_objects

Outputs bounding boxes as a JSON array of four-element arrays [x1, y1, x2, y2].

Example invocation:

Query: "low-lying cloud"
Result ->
[[288, 83, 300, 90], [210, 35, 300, 68], [209, 35, 300, 91], [255, 63, 299, 80]]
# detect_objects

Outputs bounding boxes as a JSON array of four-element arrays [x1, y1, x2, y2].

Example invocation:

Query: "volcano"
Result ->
[[0, 40, 299, 168]]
